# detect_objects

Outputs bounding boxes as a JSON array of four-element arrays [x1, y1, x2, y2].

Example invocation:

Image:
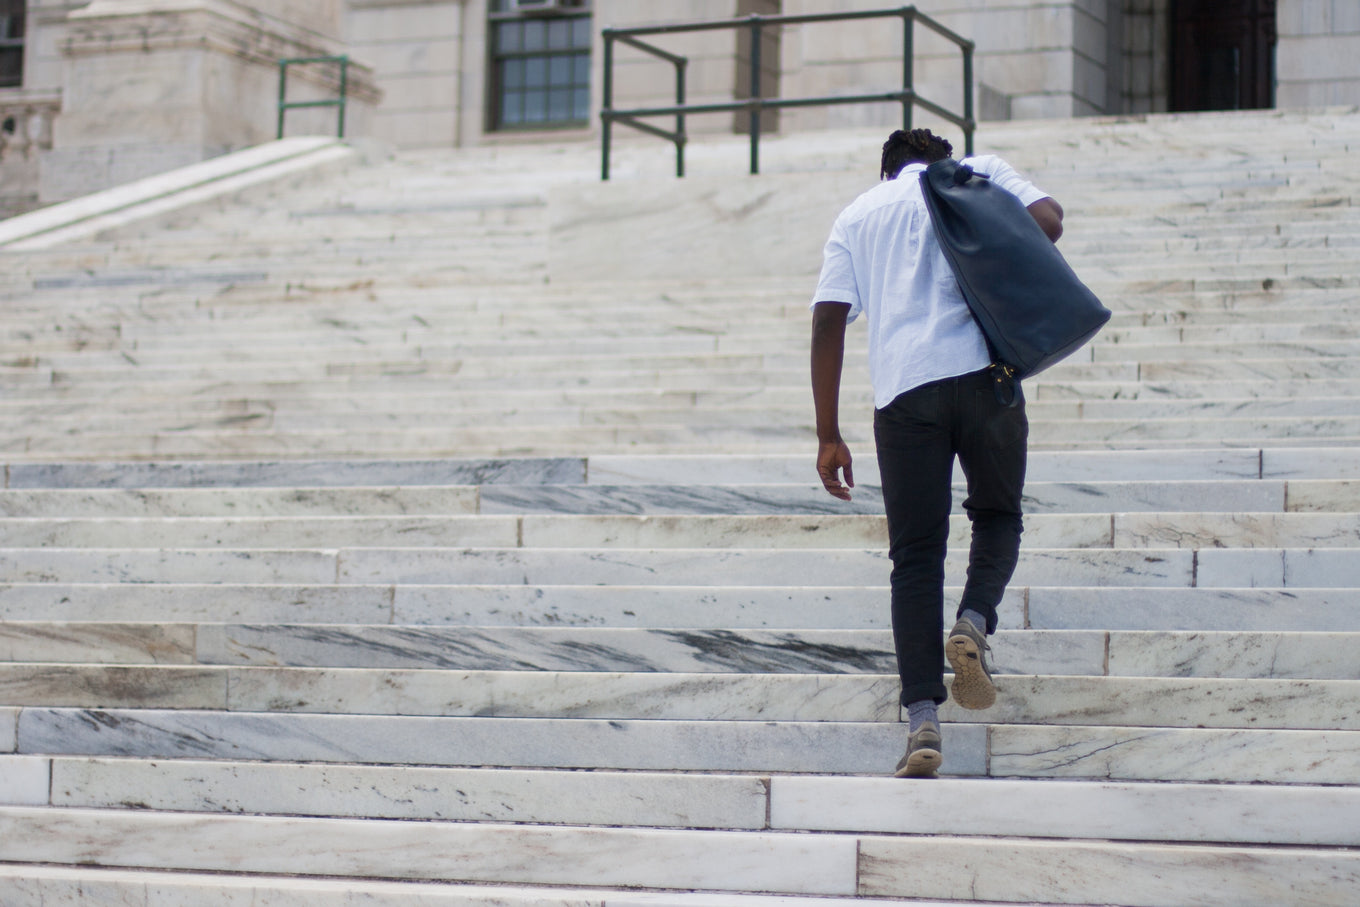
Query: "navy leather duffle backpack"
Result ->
[[921, 158, 1111, 382]]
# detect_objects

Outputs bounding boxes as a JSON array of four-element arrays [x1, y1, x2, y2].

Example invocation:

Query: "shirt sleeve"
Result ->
[[970, 154, 1051, 208], [810, 215, 862, 322]]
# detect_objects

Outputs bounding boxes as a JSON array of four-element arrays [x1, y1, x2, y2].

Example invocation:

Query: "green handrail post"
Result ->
[[277, 55, 350, 140], [598, 6, 975, 179]]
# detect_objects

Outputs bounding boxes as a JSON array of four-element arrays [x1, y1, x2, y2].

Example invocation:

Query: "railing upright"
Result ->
[[749, 15, 762, 176], [599, 6, 976, 180], [903, 14, 914, 133], [277, 55, 350, 140]]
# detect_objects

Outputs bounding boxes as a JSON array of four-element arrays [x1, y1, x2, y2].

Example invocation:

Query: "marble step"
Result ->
[[12, 305, 1349, 353], [1, 666, 1354, 731], [0, 447, 1321, 490], [12, 315, 1356, 361], [2, 807, 1355, 904], [1026, 586, 1360, 631], [79, 509, 1360, 550], [1, 583, 1355, 633], [9, 398, 1360, 438], [5, 373, 1360, 411], [11, 409, 1360, 448], [2, 758, 1350, 847], [2, 622, 1355, 680], [8, 419, 1360, 460], [5, 477, 1341, 518], [13, 511, 1355, 551], [0, 866, 1021, 907], [11, 708, 1359, 783], [4, 456, 585, 488]]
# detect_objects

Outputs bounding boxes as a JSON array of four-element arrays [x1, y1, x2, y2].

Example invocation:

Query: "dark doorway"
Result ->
[[1171, 0, 1276, 111]]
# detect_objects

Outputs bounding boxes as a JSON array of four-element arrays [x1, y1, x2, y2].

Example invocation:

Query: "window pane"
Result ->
[[0, 48, 19, 88], [501, 91, 522, 125], [549, 55, 572, 85], [548, 88, 572, 121], [573, 87, 590, 119], [525, 56, 547, 87], [523, 20, 546, 52], [547, 19, 571, 50], [524, 89, 547, 122], [571, 18, 591, 48], [573, 54, 590, 85], [496, 22, 521, 53], [502, 58, 524, 90]]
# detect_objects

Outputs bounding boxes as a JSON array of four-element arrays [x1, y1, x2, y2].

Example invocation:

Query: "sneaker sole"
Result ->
[[894, 747, 942, 778], [946, 632, 996, 710]]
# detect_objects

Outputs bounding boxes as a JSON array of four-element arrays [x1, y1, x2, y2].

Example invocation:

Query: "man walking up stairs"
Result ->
[[0, 108, 1358, 904]]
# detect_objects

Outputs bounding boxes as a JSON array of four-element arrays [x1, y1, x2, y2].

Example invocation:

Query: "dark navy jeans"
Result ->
[[873, 366, 1028, 706]]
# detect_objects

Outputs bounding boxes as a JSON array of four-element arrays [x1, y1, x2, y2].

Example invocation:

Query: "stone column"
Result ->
[[39, 0, 380, 202]]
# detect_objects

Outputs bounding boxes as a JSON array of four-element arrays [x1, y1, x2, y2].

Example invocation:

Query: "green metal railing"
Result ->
[[277, 55, 350, 139], [600, 6, 974, 180]]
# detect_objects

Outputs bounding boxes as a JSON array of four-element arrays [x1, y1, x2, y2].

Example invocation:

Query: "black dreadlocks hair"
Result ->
[[880, 128, 954, 180]]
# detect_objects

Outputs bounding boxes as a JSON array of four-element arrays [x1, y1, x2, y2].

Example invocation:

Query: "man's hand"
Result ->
[[811, 301, 854, 502], [817, 437, 855, 501]]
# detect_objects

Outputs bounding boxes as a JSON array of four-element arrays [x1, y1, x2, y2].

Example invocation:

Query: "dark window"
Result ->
[[0, 0, 24, 89], [489, 0, 591, 130]]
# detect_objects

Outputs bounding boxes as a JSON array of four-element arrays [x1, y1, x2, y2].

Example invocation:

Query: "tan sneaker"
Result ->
[[946, 617, 996, 710], [893, 721, 942, 778]]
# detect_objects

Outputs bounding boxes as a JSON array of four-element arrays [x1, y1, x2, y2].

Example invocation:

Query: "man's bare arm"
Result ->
[[1028, 197, 1064, 243], [811, 302, 854, 501]]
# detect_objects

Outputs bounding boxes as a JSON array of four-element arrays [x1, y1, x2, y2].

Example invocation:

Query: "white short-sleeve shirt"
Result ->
[[812, 154, 1051, 408]]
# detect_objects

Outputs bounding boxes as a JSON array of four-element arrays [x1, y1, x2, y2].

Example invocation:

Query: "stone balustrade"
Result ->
[[0, 89, 60, 161]]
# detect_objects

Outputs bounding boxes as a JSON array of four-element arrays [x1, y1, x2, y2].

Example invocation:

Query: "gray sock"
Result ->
[[960, 609, 988, 635], [906, 699, 938, 733]]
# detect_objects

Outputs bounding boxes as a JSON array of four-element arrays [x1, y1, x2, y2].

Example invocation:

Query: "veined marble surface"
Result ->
[[1264, 446, 1360, 479], [0, 807, 859, 894], [218, 669, 905, 722], [944, 676, 1360, 730], [53, 759, 769, 828], [585, 449, 1268, 485], [0, 866, 992, 907], [858, 835, 1360, 904], [1, 707, 16, 752], [1288, 479, 1360, 512], [1108, 630, 1360, 679], [198, 625, 899, 673], [0, 515, 521, 550], [194, 625, 1103, 676], [515, 513, 1113, 550], [5, 458, 586, 489], [338, 547, 1194, 587], [1113, 512, 1360, 548], [0, 549, 338, 585], [0, 622, 196, 664], [989, 725, 1360, 784], [16, 709, 988, 775], [1197, 548, 1360, 587], [481, 483, 887, 515], [771, 776, 1360, 845], [482, 479, 1297, 515], [391, 584, 1026, 630], [1027, 586, 1360, 631], [0, 583, 394, 624], [0, 486, 481, 518]]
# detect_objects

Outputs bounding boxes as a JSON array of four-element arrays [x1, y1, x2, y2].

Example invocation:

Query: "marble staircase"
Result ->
[[2, 108, 1360, 904]]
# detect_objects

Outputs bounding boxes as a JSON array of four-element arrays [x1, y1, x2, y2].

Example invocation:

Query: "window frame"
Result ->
[[487, 1, 592, 133]]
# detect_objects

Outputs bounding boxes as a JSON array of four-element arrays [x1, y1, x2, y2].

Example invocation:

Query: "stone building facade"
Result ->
[[0, 1, 1356, 212]]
